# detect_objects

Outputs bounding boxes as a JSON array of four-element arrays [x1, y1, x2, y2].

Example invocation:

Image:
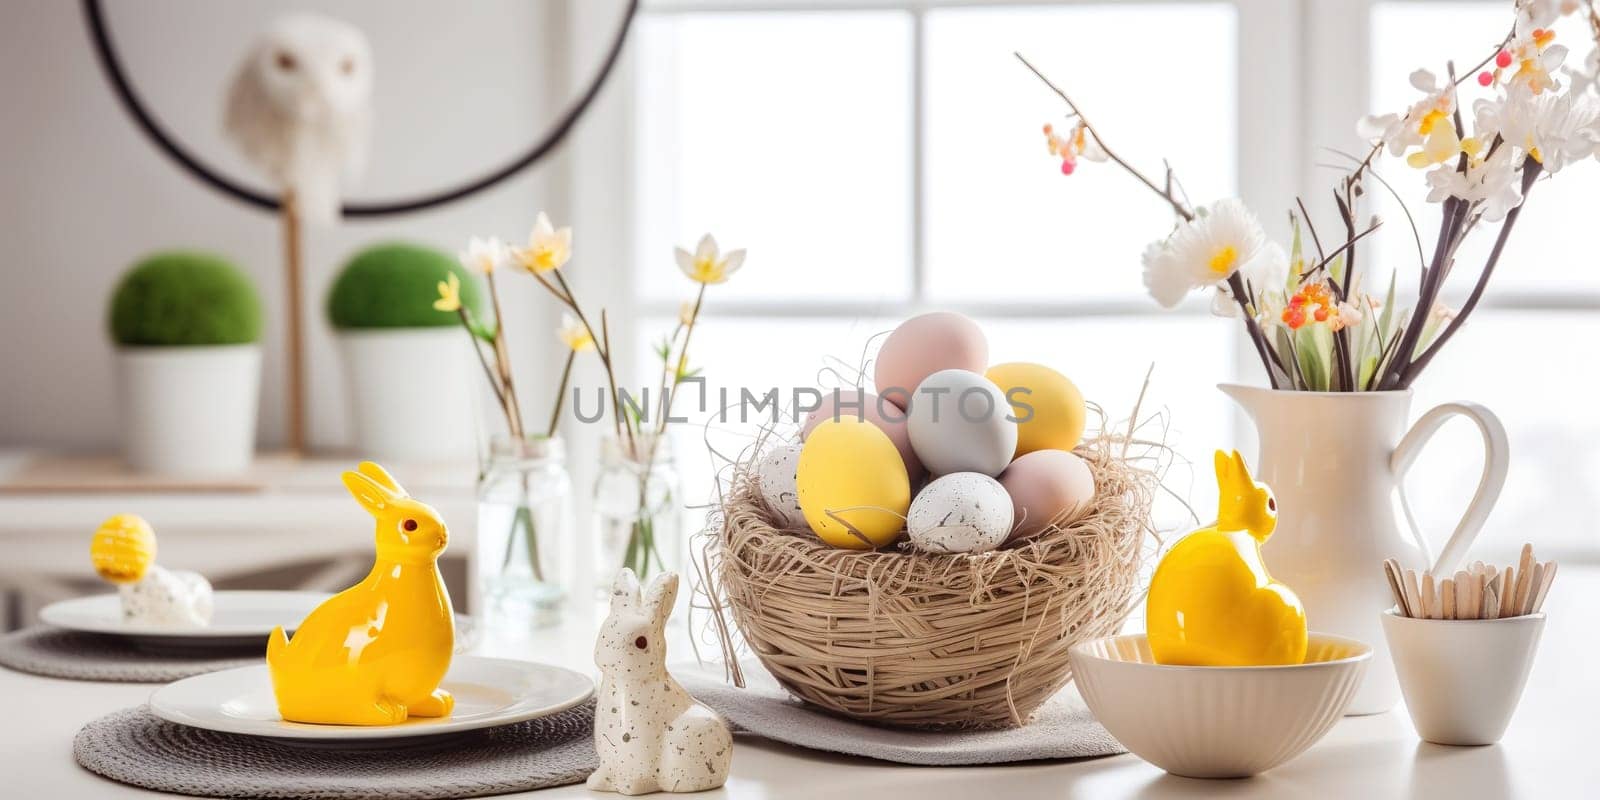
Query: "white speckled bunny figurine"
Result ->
[[588, 569, 732, 795]]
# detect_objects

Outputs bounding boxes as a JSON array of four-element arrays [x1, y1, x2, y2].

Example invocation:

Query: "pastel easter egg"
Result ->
[[985, 362, 1087, 457], [873, 312, 988, 410], [999, 449, 1097, 543], [800, 388, 922, 479], [753, 443, 807, 530], [906, 369, 1018, 477], [797, 419, 911, 549], [907, 472, 1013, 554], [91, 513, 157, 584]]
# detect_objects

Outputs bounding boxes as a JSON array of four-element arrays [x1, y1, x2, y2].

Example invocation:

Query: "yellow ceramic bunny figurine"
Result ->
[[1146, 450, 1308, 667], [267, 461, 456, 725]]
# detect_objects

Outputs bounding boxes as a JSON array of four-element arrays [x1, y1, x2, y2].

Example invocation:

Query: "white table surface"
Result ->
[[2, 569, 1596, 798]]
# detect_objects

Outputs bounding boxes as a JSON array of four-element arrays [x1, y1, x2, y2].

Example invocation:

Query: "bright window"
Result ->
[[625, 0, 1600, 560]]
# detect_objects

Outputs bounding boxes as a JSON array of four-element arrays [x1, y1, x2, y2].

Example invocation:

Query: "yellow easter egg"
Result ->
[[91, 513, 157, 584], [985, 362, 1086, 457], [796, 418, 910, 549]]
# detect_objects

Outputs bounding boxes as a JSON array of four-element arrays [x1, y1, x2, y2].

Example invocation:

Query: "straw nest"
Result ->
[[703, 424, 1161, 730]]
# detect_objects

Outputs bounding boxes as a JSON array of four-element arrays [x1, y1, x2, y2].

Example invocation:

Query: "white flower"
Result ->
[[556, 312, 594, 352], [1142, 199, 1270, 309], [1493, 90, 1600, 172], [1516, 0, 1577, 29], [1254, 290, 1290, 331], [1425, 148, 1524, 221], [1503, 15, 1568, 96], [510, 212, 572, 274], [1211, 242, 1288, 318], [458, 236, 507, 275], [1359, 69, 1456, 157], [674, 234, 746, 285], [1564, 48, 1600, 96]]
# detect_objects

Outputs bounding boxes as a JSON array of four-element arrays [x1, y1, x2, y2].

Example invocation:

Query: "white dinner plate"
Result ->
[[39, 590, 328, 648], [149, 656, 594, 743]]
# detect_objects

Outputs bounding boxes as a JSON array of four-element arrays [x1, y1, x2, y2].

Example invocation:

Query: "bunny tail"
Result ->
[[266, 625, 289, 667]]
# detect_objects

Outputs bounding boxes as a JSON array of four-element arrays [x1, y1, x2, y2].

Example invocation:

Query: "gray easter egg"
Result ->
[[907, 472, 1014, 554], [906, 369, 1018, 477], [754, 443, 807, 529]]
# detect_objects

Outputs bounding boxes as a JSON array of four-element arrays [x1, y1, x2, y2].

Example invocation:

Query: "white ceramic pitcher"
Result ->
[[1219, 384, 1508, 715]]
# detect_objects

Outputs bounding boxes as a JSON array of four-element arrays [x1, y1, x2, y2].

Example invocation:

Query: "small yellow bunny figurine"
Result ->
[[267, 461, 456, 725], [1146, 450, 1307, 667]]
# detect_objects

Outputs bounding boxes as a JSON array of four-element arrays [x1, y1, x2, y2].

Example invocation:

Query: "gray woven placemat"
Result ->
[[75, 702, 597, 800], [0, 618, 478, 683], [676, 663, 1125, 765]]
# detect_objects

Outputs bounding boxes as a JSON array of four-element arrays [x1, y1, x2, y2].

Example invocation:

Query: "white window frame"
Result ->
[[561, 0, 1599, 530]]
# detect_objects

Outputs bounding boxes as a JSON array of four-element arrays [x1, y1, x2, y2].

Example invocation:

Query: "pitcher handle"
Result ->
[[1390, 402, 1509, 576]]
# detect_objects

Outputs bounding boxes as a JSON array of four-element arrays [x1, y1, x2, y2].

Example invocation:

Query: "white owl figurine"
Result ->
[[223, 13, 373, 224]]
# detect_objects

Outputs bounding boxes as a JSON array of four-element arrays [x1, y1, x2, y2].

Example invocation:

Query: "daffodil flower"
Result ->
[[434, 271, 462, 312], [674, 234, 745, 285], [1141, 199, 1271, 308], [459, 236, 507, 275], [511, 212, 573, 274], [556, 312, 594, 352]]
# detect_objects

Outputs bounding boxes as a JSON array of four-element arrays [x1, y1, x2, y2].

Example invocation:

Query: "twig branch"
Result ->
[[1016, 52, 1194, 222]]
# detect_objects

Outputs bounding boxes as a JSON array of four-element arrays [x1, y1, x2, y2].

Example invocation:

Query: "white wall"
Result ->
[[0, 0, 608, 451]]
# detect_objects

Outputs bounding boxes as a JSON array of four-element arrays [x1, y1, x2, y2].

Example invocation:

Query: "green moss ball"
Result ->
[[326, 242, 484, 329], [109, 251, 263, 346]]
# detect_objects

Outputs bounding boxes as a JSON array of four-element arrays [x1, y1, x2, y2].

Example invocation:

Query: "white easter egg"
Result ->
[[906, 369, 1019, 477], [754, 443, 807, 529], [907, 472, 1014, 554]]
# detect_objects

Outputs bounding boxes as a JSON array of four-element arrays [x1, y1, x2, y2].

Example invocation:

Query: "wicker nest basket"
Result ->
[[705, 427, 1160, 730]]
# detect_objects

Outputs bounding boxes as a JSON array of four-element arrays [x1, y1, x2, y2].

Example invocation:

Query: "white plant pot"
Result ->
[[117, 345, 261, 475], [338, 329, 478, 462]]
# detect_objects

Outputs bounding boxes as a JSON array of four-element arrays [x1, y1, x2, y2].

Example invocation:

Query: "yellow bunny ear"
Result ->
[[1230, 450, 1252, 481], [1213, 450, 1232, 483], [357, 461, 406, 497], [342, 470, 396, 515]]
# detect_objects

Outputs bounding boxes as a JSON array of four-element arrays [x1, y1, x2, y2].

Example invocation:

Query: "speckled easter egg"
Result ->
[[753, 443, 807, 529], [797, 419, 911, 549], [907, 472, 1013, 554], [906, 369, 1018, 477], [801, 388, 922, 480], [999, 449, 1097, 544], [873, 312, 988, 410], [91, 513, 157, 584], [985, 362, 1087, 457]]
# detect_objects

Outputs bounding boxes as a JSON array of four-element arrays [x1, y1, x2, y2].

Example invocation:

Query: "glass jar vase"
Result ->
[[592, 433, 681, 588], [475, 434, 572, 631]]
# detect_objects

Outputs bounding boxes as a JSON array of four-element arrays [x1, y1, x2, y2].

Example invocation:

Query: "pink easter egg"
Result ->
[[873, 312, 988, 410], [801, 389, 923, 480], [998, 449, 1096, 544]]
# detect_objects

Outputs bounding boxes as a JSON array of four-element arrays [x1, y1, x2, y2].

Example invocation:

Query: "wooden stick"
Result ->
[[1422, 573, 1436, 619], [1511, 543, 1535, 617], [1466, 572, 1483, 620], [1440, 578, 1456, 619], [1383, 560, 1409, 616], [1454, 571, 1472, 621], [1483, 582, 1499, 619], [1532, 561, 1557, 613], [281, 191, 306, 454], [1404, 569, 1422, 620], [1520, 561, 1543, 617], [1499, 566, 1517, 618]]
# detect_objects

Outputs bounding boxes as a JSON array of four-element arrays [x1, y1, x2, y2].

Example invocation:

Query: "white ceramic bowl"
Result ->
[[1070, 633, 1371, 778]]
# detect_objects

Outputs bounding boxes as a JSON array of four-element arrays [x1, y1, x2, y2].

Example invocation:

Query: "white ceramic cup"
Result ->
[[1381, 609, 1544, 746]]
